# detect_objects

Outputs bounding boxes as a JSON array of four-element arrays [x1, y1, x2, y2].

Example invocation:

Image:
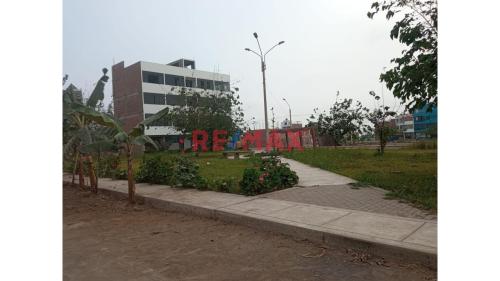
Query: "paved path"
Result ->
[[275, 157, 436, 220], [63, 174, 437, 267], [262, 185, 436, 220], [280, 158, 356, 186]]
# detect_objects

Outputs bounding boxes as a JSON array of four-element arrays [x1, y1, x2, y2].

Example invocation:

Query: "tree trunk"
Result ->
[[126, 144, 136, 204], [88, 155, 98, 193], [96, 151, 101, 188], [379, 124, 386, 155], [72, 150, 79, 185], [78, 154, 84, 189]]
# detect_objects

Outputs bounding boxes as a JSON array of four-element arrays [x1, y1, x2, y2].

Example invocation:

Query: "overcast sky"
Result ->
[[63, 0, 405, 128]]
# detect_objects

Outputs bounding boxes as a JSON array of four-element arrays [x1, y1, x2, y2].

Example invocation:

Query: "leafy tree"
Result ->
[[367, 0, 437, 112], [307, 92, 370, 146], [167, 86, 245, 150], [366, 91, 397, 154]]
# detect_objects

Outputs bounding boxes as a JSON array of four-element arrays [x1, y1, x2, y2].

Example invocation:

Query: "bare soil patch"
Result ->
[[64, 184, 436, 281]]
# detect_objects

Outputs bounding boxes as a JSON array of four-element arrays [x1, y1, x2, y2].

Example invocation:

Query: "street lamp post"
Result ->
[[282, 98, 292, 128], [245, 33, 285, 149], [270, 107, 275, 129]]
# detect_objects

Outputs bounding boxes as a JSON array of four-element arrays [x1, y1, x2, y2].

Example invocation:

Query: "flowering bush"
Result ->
[[239, 155, 298, 196]]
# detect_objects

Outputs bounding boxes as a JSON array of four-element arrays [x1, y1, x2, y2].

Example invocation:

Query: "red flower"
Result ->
[[259, 172, 269, 183]]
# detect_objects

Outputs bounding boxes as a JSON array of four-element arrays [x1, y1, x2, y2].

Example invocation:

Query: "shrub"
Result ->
[[240, 155, 299, 195], [135, 156, 174, 185], [128, 155, 204, 188], [259, 155, 282, 171], [203, 177, 238, 193], [240, 168, 264, 196], [111, 168, 128, 180], [172, 156, 204, 188], [258, 150, 282, 157], [260, 155, 298, 189], [274, 163, 299, 189]]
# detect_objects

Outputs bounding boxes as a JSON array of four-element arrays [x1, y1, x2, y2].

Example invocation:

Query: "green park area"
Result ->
[[282, 146, 437, 210], [121, 152, 253, 181], [106, 144, 437, 210]]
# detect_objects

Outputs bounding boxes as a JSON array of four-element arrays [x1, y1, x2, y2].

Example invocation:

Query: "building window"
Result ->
[[166, 94, 187, 106], [215, 81, 230, 91], [142, 71, 164, 84], [197, 79, 214, 90], [144, 113, 171, 126], [198, 79, 205, 89], [185, 77, 196, 88], [143, 92, 165, 105], [165, 74, 185, 86], [186, 95, 210, 106]]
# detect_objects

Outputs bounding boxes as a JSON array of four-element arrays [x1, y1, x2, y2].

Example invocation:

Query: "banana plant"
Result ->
[[63, 68, 111, 190], [77, 106, 172, 203]]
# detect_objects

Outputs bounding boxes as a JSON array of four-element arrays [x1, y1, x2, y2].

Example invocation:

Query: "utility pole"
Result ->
[[245, 33, 285, 148]]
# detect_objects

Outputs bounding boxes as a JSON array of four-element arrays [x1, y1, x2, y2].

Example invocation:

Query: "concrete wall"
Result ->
[[112, 61, 144, 132]]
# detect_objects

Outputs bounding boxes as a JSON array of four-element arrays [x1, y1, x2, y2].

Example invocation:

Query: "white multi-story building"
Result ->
[[394, 114, 415, 139], [112, 59, 231, 149]]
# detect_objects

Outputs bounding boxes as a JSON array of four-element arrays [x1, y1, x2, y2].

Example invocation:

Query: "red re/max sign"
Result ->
[[189, 130, 304, 152]]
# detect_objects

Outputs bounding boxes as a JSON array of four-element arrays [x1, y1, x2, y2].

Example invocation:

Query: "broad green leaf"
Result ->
[[73, 104, 124, 132], [86, 68, 109, 108], [79, 140, 118, 154], [132, 135, 159, 150], [114, 132, 128, 143]]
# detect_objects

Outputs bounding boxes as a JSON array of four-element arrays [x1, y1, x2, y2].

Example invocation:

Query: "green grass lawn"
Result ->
[[69, 147, 436, 209], [195, 157, 254, 182], [282, 148, 437, 210], [120, 151, 254, 183]]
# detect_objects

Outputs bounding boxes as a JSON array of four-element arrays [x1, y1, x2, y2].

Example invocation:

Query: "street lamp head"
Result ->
[[244, 48, 250, 51], [253, 32, 258, 38], [279, 41, 285, 45], [282, 98, 286, 101]]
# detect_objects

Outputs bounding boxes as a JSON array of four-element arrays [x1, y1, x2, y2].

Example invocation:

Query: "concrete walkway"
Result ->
[[280, 158, 356, 186], [263, 185, 436, 220], [63, 174, 437, 267], [275, 157, 436, 220]]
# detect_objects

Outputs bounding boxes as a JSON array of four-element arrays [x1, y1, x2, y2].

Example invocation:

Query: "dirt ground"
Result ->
[[63, 184, 436, 281]]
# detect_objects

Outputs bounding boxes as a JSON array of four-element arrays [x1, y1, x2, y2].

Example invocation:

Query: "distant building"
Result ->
[[281, 118, 291, 129], [112, 59, 231, 149], [394, 114, 415, 140], [413, 105, 437, 139], [281, 118, 302, 129]]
